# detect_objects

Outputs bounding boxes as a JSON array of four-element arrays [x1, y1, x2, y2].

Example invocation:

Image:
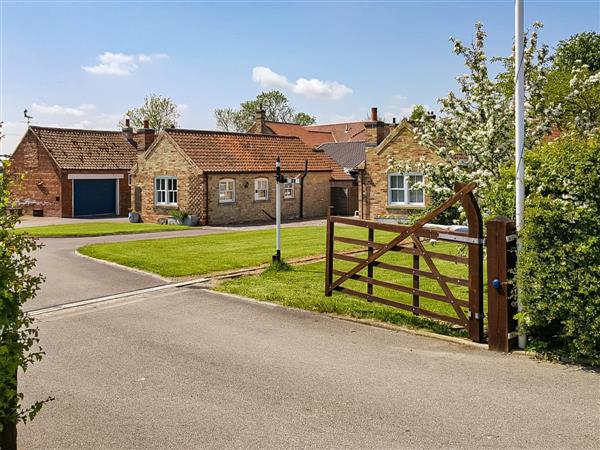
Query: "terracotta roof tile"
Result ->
[[263, 121, 334, 148], [30, 126, 137, 170], [165, 129, 353, 181], [305, 121, 367, 142]]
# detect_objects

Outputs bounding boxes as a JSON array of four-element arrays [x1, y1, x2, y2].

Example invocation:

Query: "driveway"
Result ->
[[21, 287, 600, 449], [27, 219, 326, 311]]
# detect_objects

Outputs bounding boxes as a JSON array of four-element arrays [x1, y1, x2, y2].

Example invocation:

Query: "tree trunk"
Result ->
[[0, 420, 17, 450]]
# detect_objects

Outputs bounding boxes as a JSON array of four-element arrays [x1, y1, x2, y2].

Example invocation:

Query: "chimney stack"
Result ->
[[135, 118, 156, 152], [122, 118, 134, 141], [370, 107, 378, 121], [255, 106, 267, 133], [365, 106, 385, 148]]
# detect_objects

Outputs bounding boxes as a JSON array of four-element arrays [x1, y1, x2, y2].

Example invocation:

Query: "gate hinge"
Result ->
[[469, 312, 484, 320]]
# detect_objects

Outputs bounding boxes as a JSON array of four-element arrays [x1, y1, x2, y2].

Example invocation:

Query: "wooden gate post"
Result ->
[[325, 207, 334, 296], [486, 216, 518, 352], [458, 183, 485, 343]]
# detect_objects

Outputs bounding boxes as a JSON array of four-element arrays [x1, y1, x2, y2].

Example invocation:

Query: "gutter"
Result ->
[[299, 160, 308, 219]]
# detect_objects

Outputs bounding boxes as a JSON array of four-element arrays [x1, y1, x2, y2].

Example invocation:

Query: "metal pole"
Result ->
[[274, 157, 282, 262], [515, 0, 526, 349]]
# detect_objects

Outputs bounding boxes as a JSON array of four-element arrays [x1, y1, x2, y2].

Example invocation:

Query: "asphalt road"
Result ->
[[20, 287, 600, 449], [27, 220, 325, 311]]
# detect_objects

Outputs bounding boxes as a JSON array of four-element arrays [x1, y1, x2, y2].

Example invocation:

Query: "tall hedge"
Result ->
[[515, 135, 600, 363]]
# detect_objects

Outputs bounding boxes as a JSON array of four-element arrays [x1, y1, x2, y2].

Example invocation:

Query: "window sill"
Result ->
[[254, 198, 269, 202], [387, 203, 425, 210], [218, 201, 236, 206]]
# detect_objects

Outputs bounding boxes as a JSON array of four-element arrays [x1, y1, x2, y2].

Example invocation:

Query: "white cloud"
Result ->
[[82, 52, 169, 76], [32, 103, 95, 117], [252, 66, 352, 100]]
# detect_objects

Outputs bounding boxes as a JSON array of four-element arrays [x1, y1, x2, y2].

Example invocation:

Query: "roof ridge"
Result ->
[[30, 125, 123, 134], [166, 128, 302, 140], [305, 121, 366, 127]]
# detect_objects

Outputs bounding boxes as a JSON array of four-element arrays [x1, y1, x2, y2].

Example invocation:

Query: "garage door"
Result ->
[[73, 179, 117, 217]]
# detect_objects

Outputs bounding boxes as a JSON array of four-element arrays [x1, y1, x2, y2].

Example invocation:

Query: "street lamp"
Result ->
[[273, 157, 285, 263]]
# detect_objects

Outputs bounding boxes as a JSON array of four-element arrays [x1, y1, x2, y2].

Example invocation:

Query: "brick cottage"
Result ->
[[131, 128, 353, 225], [9, 125, 141, 217], [359, 118, 441, 220]]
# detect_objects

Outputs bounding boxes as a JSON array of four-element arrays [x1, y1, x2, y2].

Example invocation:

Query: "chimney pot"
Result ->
[[392, 117, 396, 124], [143, 119, 149, 129], [370, 107, 378, 122], [125, 118, 130, 127]]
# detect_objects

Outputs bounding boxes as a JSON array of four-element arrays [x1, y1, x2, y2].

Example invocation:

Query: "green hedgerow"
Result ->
[[515, 134, 600, 364]]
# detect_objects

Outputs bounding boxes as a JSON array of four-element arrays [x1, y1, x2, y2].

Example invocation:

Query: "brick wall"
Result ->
[[206, 171, 331, 225], [132, 137, 200, 223], [9, 130, 62, 216], [361, 125, 441, 219]]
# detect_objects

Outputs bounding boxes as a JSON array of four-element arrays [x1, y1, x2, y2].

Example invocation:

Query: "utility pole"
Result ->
[[273, 157, 284, 263], [515, 0, 526, 349]]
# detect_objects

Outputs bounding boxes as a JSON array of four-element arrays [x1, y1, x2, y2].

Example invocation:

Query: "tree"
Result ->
[[409, 105, 427, 122], [553, 31, 600, 73], [293, 112, 316, 126], [0, 160, 51, 450], [214, 90, 315, 132], [122, 94, 180, 132], [545, 32, 600, 134], [391, 22, 553, 220]]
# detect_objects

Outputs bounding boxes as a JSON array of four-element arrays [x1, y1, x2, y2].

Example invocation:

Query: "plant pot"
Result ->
[[128, 212, 140, 223], [183, 215, 199, 226]]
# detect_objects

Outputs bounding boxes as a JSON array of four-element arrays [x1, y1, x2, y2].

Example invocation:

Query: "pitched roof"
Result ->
[[305, 121, 367, 142], [263, 121, 334, 148], [164, 129, 353, 180], [317, 141, 366, 170], [29, 126, 137, 170]]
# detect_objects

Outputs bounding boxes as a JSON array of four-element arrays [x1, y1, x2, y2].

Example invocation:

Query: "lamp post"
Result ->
[[273, 157, 284, 263]]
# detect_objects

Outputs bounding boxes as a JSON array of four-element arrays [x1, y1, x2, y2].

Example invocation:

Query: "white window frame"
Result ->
[[254, 178, 269, 201], [283, 181, 294, 199], [219, 178, 236, 203], [387, 172, 424, 206], [155, 176, 178, 206]]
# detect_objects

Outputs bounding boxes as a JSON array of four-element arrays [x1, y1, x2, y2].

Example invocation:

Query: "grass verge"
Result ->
[[78, 225, 372, 277], [17, 222, 189, 237], [217, 249, 485, 338]]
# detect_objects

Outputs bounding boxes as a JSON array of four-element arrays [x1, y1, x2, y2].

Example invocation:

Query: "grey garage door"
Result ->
[[73, 179, 117, 217]]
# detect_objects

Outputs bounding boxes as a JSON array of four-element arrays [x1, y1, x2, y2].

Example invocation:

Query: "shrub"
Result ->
[[170, 209, 188, 222], [515, 134, 600, 363]]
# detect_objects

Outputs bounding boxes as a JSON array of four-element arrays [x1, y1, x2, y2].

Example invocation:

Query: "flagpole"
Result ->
[[515, 0, 526, 349]]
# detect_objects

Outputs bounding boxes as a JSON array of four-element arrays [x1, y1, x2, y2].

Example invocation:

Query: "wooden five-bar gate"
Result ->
[[325, 182, 486, 342]]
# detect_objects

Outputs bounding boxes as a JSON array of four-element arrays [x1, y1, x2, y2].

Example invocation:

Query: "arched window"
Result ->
[[219, 178, 235, 203], [254, 178, 269, 201]]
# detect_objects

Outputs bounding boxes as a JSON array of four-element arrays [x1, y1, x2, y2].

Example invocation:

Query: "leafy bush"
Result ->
[[1, 160, 52, 447], [514, 134, 600, 363]]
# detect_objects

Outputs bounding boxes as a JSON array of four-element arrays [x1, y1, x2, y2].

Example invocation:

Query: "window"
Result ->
[[155, 176, 178, 206], [284, 182, 294, 199], [388, 173, 424, 206], [254, 178, 268, 201], [219, 179, 235, 203]]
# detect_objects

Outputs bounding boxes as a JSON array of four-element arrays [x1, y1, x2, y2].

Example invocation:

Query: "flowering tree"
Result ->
[[389, 23, 599, 221]]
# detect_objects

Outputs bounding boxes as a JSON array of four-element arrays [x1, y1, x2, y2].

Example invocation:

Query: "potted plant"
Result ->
[[128, 209, 140, 223], [169, 209, 188, 225]]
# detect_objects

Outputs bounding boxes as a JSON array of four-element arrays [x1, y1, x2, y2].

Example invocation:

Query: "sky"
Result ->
[[1, 0, 598, 154]]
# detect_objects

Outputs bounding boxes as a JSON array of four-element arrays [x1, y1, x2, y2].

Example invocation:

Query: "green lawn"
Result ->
[[216, 246, 480, 337], [79, 225, 371, 277], [18, 222, 189, 237]]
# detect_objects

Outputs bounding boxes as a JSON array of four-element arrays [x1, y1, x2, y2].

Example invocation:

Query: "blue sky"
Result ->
[[1, 0, 598, 153]]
